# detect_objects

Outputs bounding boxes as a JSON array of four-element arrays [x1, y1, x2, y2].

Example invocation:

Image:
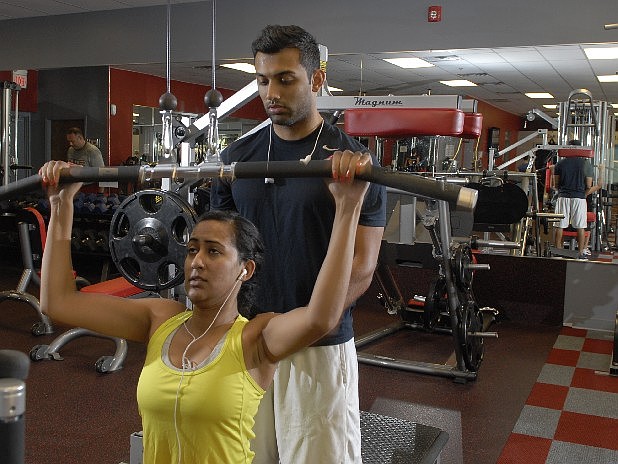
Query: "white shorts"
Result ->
[[251, 338, 362, 464], [555, 197, 588, 229]]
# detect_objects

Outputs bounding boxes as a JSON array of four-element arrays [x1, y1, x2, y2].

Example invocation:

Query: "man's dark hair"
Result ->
[[66, 127, 84, 137], [251, 25, 320, 79]]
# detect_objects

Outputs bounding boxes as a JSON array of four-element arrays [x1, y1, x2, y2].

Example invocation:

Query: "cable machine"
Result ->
[[557, 89, 616, 252]]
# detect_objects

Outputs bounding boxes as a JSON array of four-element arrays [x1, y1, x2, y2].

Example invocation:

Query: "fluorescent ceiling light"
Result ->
[[221, 63, 256, 73], [525, 92, 554, 99], [598, 74, 618, 82], [383, 57, 434, 69], [440, 79, 477, 87], [584, 47, 618, 59], [542, 104, 557, 109], [327, 86, 343, 92]]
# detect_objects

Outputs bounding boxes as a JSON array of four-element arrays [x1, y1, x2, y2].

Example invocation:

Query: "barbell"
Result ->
[[0, 161, 478, 212], [0, 160, 478, 291]]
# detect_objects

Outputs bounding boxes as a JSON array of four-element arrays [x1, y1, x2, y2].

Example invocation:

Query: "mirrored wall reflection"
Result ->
[[131, 104, 260, 165]]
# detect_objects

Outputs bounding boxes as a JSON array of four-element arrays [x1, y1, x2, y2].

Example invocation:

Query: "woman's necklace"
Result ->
[[265, 119, 325, 184]]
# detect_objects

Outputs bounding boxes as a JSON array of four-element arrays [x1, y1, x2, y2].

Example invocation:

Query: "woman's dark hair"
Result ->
[[251, 25, 320, 80], [196, 210, 264, 317]]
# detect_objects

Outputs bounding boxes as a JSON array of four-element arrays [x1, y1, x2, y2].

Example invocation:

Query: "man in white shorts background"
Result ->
[[553, 140, 594, 258]]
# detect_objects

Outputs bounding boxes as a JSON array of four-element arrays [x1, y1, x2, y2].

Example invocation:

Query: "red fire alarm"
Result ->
[[428, 6, 442, 22]]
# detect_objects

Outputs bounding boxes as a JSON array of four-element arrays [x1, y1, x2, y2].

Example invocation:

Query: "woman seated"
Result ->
[[39, 151, 371, 464]]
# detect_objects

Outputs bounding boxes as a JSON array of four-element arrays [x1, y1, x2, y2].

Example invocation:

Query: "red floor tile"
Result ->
[[560, 326, 588, 337], [525, 382, 569, 410], [571, 367, 618, 393], [497, 433, 552, 464], [582, 338, 614, 355], [554, 411, 618, 450], [546, 348, 580, 366]]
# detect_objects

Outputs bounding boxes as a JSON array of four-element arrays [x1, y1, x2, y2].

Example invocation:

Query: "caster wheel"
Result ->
[[95, 356, 110, 373], [31, 321, 52, 336], [30, 345, 49, 361]]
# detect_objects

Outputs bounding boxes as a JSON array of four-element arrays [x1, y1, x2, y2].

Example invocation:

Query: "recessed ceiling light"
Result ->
[[584, 47, 618, 59], [221, 63, 256, 73], [440, 79, 477, 87], [525, 92, 554, 99], [543, 104, 558, 109], [383, 57, 434, 69], [598, 74, 618, 82]]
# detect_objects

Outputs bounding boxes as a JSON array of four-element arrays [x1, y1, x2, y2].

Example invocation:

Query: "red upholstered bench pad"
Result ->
[[558, 148, 594, 158], [462, 113, 483, 139], [344, 108, 465, 137], [80, 276, 143, 297]]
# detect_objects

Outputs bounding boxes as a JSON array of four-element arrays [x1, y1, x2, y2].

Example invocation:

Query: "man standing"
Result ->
[[66, 127, 105, 167], [210, 25, 386, 464], [553, 140, 594, 258]]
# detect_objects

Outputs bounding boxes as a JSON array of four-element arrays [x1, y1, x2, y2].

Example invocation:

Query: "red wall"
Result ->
[[109, 68, 266, 166], [475, 100, 522, 169], [0, 70, 38, 113]]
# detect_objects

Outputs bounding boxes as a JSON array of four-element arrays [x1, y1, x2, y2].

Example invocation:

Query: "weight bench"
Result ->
[[0, 208, 56, 335], [30, 276, 148, 373], [128, 411, 449, 464], [0, 207, 146, 373]]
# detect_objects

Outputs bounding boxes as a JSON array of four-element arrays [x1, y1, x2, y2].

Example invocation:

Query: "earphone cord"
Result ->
[[173, 277, 242, 464]]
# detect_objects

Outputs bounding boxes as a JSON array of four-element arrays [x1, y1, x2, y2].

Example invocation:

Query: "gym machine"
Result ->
[[344, 107, 500, 382], [528, 89, 615, 256]]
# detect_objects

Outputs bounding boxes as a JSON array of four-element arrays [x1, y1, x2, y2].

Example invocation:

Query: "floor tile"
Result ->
[[512, 405, 561, 439], [536, 363, 575, 386], [563, 387, 618, 419], [525, 383, 568, 410], [582, 338, 614, 355], [571, 367, 618, 394], [546, 348, 580, 367], [546, 440, 618, 464], [553, 334, 585, 351], [554, 411, 618, 450], [497, 433, 551, 464], [576, 351, 612, 371]]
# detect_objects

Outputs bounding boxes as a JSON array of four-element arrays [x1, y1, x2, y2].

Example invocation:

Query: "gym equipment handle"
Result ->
[[0, 161, 477, 212]]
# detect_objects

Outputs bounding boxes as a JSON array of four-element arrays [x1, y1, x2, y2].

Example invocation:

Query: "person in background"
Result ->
[[39, 151, 371, 464], [210, 24, 386, 464], [553, 140, 594, 259], [66, 127, 105, 167], [66, 127, 105, 193]]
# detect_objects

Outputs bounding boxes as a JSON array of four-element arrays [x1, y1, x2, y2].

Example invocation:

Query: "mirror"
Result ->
[[130, 104, 260, 165]]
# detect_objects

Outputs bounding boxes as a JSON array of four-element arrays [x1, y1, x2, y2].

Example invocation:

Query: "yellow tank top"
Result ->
[[136, 312, 265, 464]]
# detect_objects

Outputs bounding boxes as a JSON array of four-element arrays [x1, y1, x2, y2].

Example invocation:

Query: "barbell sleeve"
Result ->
[[0, 161, 477, 212]]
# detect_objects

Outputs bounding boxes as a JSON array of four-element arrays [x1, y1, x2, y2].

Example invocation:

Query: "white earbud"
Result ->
[[237, 268, 248, 280]]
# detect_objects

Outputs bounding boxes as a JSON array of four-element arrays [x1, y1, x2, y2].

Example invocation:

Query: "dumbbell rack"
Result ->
[[70, 213, 116, 281]]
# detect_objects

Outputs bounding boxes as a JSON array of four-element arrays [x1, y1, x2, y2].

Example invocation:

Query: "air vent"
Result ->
[[457, 72, 488, 77]]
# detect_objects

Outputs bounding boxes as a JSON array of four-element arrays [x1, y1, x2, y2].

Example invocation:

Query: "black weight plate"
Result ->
[[458, 296, 484, 372], [423, 277, 447, 330], [109, 189, 197, 291]]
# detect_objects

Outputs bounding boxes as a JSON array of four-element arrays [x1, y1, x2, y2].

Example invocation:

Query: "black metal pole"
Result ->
[[0, 162, 477, 212]]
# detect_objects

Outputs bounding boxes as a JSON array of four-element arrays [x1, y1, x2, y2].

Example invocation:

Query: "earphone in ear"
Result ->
[[237, 268, 248, 280]]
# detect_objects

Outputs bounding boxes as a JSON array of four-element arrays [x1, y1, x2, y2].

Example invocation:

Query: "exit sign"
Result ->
[[12, 70, 27, 89]]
